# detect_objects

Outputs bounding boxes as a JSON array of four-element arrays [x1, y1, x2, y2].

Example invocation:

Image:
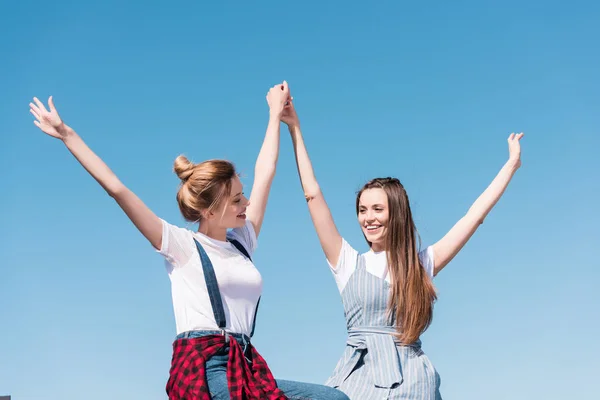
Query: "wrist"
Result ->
[[59, 124, 77, 144], [287, 123, 301, 133], [56, 122, 70, 135], [506, 157, 521, 171], [269, 109, 282, 121]]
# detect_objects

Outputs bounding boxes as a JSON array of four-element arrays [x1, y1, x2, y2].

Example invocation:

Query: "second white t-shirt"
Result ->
[[329, 238, 436, 293], [158, 219, 261, 336]]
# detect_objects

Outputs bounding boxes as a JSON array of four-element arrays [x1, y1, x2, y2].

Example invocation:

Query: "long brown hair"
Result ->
[[356, 177, 437, 344], [173, 155, 237, 222]]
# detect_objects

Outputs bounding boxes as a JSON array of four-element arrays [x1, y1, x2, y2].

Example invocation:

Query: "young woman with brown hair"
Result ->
[[282, 86, 524, 399], [29, 83, 349, 400]]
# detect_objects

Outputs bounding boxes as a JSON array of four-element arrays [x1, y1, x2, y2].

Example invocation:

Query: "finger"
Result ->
[[282, 80, 289, 93], [48, 96, 57, 112], [517, 132, 524, 140], [33, 97, 49, 113], [33, 120, 41, 128], [30, 108, 41, 120], [29, 102, 42, 116]]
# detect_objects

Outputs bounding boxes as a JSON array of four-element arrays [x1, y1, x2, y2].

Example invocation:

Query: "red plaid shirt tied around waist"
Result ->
[[166, 334, 288, 400]]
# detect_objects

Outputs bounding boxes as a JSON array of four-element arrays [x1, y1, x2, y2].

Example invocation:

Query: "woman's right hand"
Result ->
[[266, 81, 290, 119], [507, 132, 524, 169], [30, 96, 71, 140], [281, 98, 300, 129], [29, 95, 164, 250]]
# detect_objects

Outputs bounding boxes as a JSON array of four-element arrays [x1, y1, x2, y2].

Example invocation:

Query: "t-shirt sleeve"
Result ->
[[327, 238, 359, 293], [228, 220, 258, 257], [419, 246, 436, 279], [157, 219, 195, 269]]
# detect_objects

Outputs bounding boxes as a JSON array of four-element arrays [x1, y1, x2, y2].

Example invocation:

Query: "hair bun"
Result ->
[[174, 155, 195, 182]]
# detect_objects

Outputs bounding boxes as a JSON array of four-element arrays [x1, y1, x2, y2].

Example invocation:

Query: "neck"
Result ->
[[198, 221, 228, 242], [370, 242, 386, 252]]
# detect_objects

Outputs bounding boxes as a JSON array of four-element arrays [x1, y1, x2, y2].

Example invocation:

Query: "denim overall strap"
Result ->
[[194, 239, 227, 329], [229, 239, 251, 260], [229, 239, 261, 339]]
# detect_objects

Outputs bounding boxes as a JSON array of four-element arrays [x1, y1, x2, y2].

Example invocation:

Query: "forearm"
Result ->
[[253, 113, 281, 182], [432, 134, 524, 274], [289, 125, 321, 199], [466, 159, 520, 224], [61, 125, 124, 197]]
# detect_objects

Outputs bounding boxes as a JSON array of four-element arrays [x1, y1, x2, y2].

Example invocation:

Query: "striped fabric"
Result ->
[[326, 255, 442, 399]]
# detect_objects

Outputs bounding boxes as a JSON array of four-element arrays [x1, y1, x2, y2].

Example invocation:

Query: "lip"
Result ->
[[237, 213, 246, 219], [364, 225, 382, 233]]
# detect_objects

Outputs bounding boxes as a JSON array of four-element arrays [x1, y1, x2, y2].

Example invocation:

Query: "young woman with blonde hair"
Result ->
[[29, 82, 349, 400]]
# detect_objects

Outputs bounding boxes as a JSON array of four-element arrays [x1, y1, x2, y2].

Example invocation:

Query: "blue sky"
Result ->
[[2, 1, 599, 399]]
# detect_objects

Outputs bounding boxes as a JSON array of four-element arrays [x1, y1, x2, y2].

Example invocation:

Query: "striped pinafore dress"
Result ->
[[326, 254, 442, 399]]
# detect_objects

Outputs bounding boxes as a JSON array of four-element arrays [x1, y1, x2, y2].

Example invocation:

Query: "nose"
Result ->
[[365, 210, 376, 222]]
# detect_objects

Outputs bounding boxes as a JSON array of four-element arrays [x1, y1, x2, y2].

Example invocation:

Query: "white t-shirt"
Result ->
[[329, 238, 436, 293], [158, 219, 261, 336]]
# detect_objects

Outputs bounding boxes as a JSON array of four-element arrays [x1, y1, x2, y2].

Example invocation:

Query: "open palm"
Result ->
[[30, 96, 65, 139]]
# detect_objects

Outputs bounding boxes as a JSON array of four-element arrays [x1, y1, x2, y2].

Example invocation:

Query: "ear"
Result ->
[[201, 209, 214, 220]]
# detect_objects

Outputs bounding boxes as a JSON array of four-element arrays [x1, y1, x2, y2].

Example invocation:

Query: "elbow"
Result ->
[[473, 213, 486, 226], [469, 215, 485, 226], [106, 181, 127, 199], [304, 185, 322, 202], [465, 208, 486, 226]]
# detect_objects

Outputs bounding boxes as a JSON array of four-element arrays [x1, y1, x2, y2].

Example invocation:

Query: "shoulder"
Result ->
[[329, 238, 361, 293], [418, 246, 435, 278], [227, 220, 258, 256]]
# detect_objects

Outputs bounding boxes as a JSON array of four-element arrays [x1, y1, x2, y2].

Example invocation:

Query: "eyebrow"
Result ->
[[359, 203, 385, 208], [233, 192, 242, 197]]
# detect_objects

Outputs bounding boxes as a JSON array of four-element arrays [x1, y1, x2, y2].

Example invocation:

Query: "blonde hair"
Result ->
[[173, 155, 237, 222]]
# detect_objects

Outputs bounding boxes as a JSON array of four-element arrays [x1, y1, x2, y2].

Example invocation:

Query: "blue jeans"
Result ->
[[206, 349, 349, 400], [176, 331, 349, 400]]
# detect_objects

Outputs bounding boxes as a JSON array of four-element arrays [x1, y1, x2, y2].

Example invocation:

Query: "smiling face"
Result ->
[[357, 187, 390, 251], [210, 175, 249, 229]]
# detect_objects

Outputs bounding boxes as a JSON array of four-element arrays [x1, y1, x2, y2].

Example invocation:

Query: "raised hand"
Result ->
[[29, 96, 68, 140], [507, 132, 524, 168], [266, 81, 290, 118], [281, 98, 300, 129]]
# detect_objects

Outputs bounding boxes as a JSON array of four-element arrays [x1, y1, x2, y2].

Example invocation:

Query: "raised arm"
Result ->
[[431, 133, 524, 275], [30, 96, 163, 250], [281, 97, 343, 266], [245, 82, 288, 237]]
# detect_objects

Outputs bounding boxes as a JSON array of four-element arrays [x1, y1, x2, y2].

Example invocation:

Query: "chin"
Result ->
[[370, 237, 384, 245], [233, 218, 247, 228], [363, 233, 386, 247]]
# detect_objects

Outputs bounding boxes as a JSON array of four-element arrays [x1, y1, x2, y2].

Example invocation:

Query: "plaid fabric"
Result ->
[[166, 334, 288, 400]]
